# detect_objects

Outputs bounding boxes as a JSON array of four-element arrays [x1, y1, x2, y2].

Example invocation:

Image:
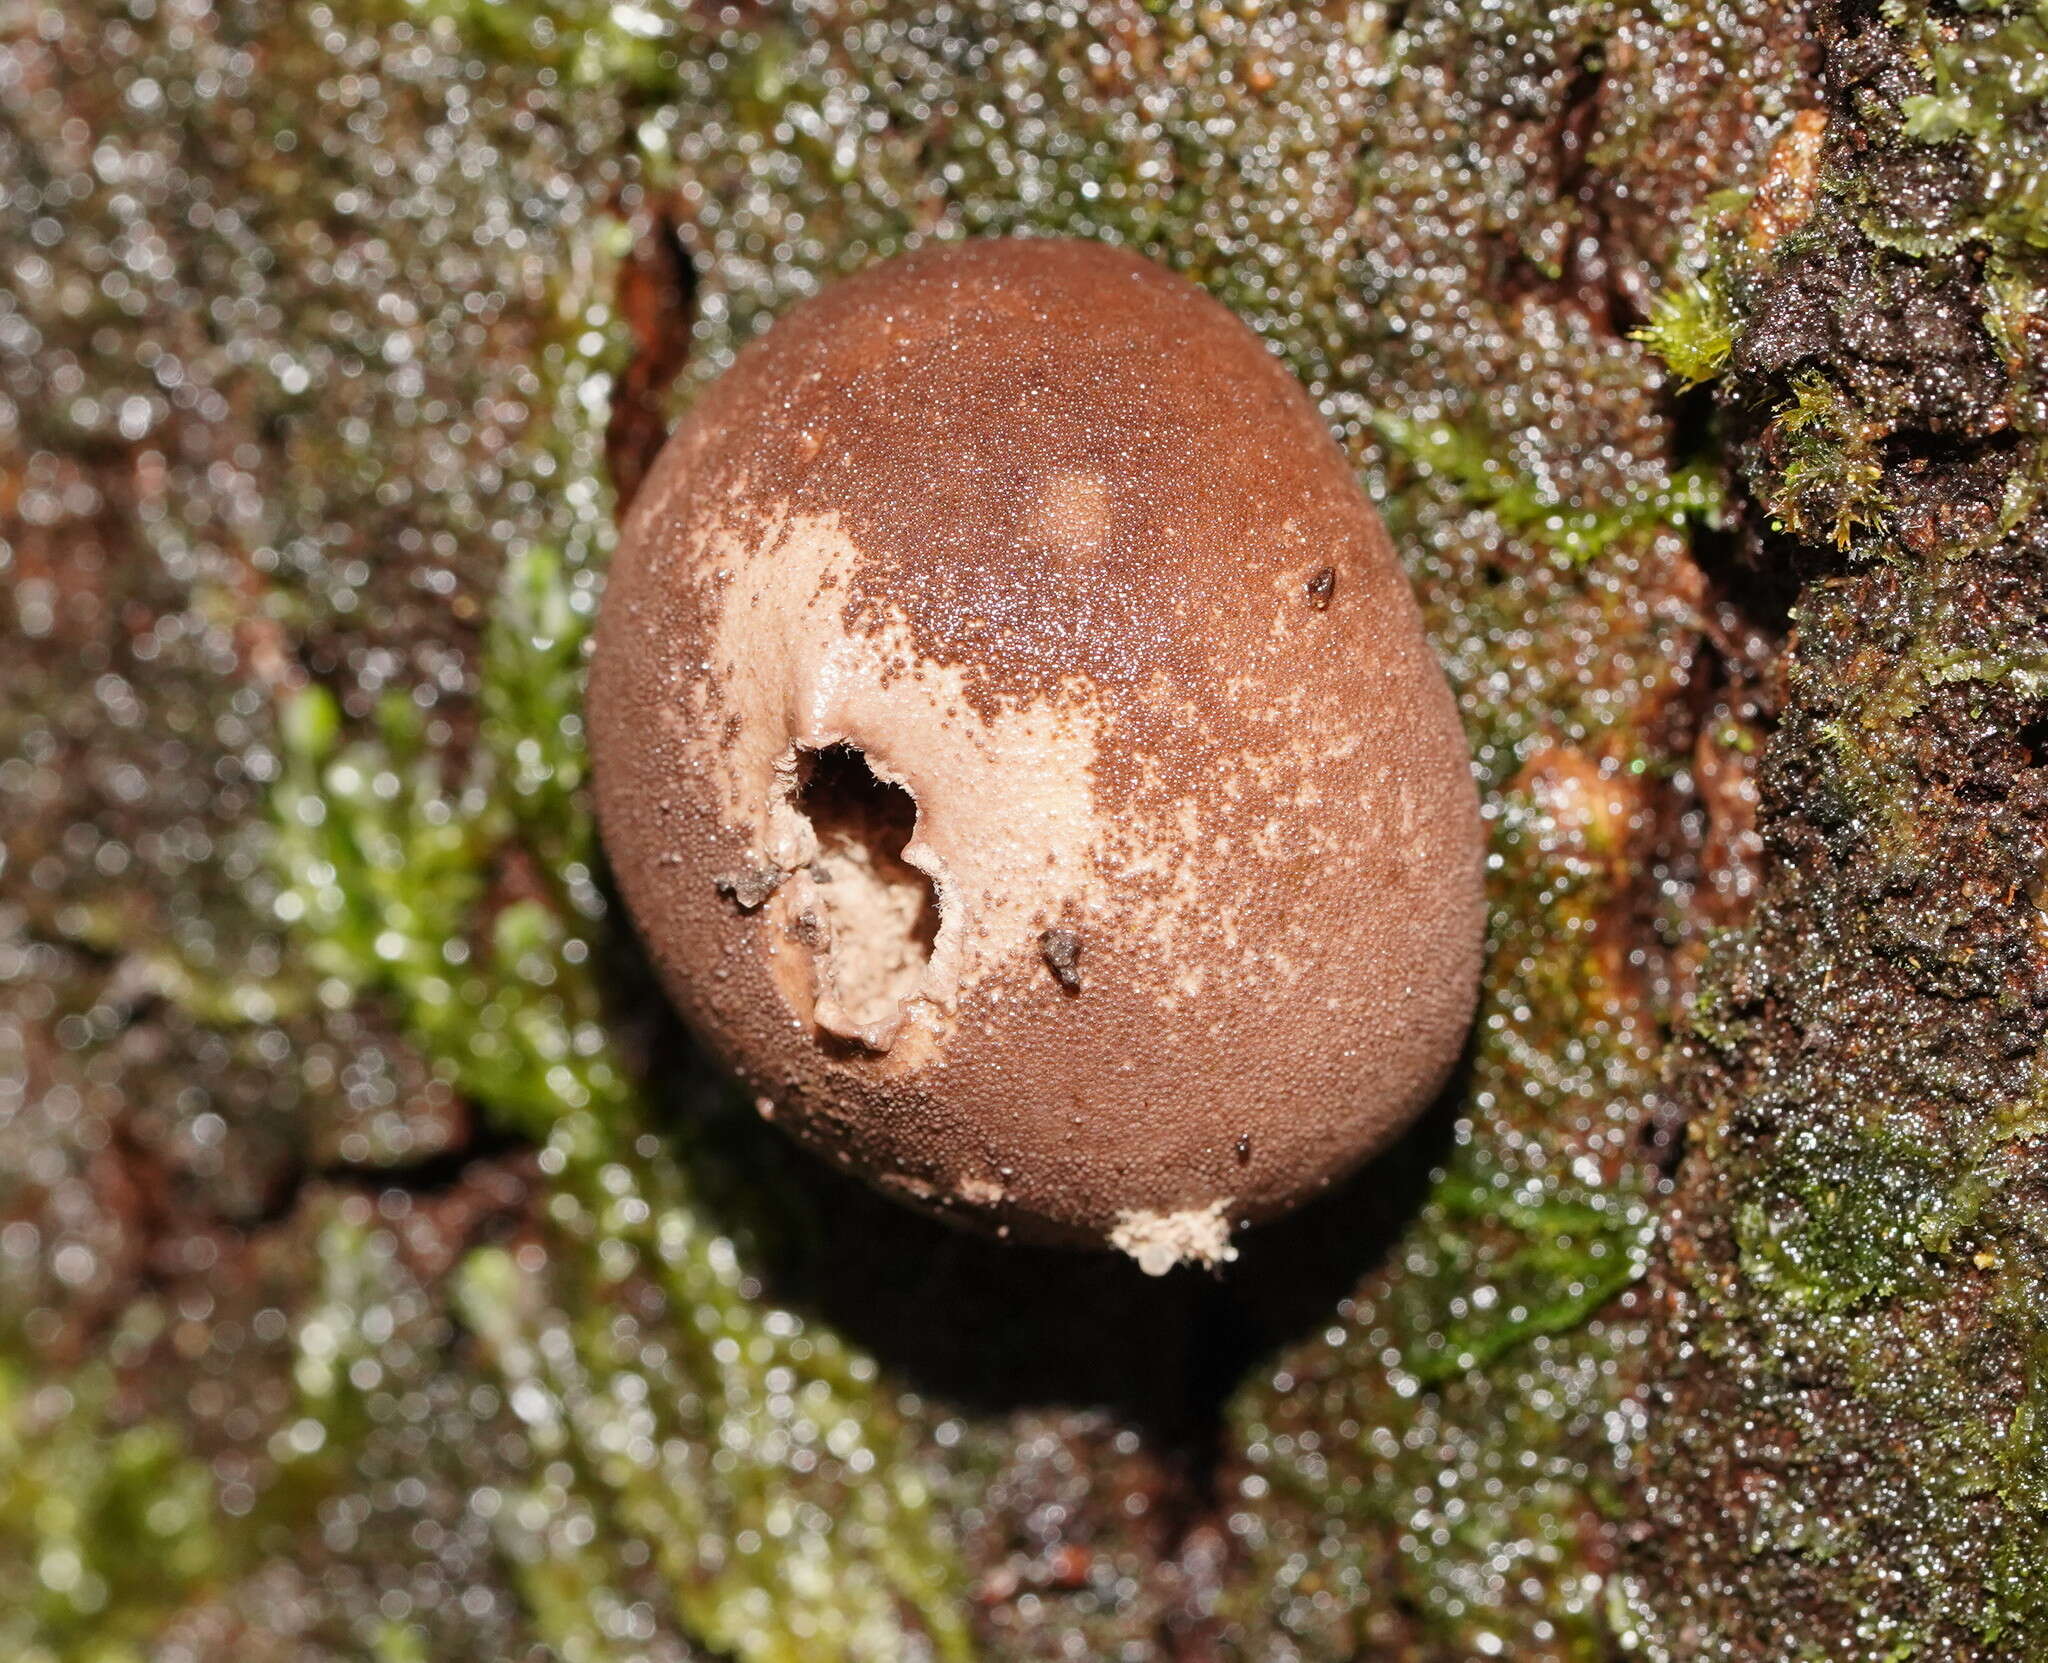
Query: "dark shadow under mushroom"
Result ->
[[602, 861, 1463, 1459]]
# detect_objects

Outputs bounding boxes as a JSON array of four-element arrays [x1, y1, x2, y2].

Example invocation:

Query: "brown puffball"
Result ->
[[589, 237, 1484, 1273]]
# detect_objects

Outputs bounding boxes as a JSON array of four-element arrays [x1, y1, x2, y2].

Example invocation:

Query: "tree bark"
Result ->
[[1, 2, 2041, 1659]]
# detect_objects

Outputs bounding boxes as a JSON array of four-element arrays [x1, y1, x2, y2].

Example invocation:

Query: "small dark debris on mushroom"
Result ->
[[1305, 565, 1337, 609], [713, 864, 784, 911], [1040, 927, 1084, 992], [1235, 1134, 1253, 1165]]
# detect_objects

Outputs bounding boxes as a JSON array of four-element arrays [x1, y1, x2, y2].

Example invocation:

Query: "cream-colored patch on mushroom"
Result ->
[[675, 505, 1111, 1059], [1097, 790, 1220, 1006], [1098, 697, 1371, 1010], [622, 430, 705, 545], [876, 1170, 939, 1205], [1248, 817, 1297, 861], [1362, 764, 1424, 846], [1110, 1201, 1239, 1276], [956, 1176, 1005, 1207], [1029, 469, 1112, 557], [668, 500, 1408, 1038]]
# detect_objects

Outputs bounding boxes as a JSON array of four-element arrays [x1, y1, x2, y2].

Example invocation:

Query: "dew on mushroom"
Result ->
[[588, 236, 1484, 1269]]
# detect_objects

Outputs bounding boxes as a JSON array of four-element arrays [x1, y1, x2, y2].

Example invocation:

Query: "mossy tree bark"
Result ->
[[0, 2, 2042, 1660], [1626, 5, 2048, 1654]]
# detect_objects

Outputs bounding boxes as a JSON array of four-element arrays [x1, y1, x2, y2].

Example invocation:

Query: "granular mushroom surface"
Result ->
[[590, 236, 1484, 1268]]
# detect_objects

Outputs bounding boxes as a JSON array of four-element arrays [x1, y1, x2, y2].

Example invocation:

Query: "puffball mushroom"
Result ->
[[589, 237, 1484, 1273]]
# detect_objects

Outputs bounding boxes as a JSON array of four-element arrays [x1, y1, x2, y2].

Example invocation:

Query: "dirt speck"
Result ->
[[1039, 927, 1084, 992], [714, 864, 785, 911]]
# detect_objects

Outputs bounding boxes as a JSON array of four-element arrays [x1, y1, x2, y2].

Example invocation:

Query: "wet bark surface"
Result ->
[[1, 2, 2042, 1659]]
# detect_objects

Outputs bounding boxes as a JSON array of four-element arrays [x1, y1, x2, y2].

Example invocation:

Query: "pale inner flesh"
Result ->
[[792, 743, 940, 1033]]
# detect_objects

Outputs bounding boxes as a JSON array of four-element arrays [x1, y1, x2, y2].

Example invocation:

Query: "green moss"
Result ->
[[1374, 410, 1724, 567], [1899, 0, 2048, 252], [387, 0, 678, 89], [257, 255, 972, 1656], [1406, 1175, 1648, 1384], [1731, 1117, 1974, 1314], [1634, 269, 1739, 388], [1759, 372, 1892, 550], [0, 1357, 224, 1663], [1623, 4, 2048, 1643], [0, 0, 1833, 1655]]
